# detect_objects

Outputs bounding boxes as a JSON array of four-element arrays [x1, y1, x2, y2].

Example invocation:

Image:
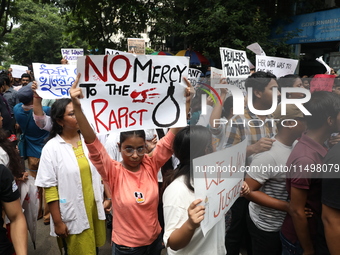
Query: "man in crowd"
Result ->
[[224, 71, 279, 255]]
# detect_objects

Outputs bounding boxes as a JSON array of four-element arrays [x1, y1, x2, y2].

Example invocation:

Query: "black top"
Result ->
[[0, 164, 19, 254]]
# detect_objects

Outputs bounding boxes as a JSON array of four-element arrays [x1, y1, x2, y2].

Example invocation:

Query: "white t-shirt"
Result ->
[[248, 139, 291, 232], [163, 175, 225, 255]]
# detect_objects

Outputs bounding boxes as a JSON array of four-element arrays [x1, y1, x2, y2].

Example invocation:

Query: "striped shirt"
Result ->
[[223, 107, 277, 164], [248, 139, 291, 232]]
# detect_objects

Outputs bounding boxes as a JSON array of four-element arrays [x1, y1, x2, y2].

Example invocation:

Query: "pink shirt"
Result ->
[[86, 131, 175, 247]]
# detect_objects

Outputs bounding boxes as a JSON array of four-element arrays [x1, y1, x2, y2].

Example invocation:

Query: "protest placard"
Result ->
[[246, 42, 266, 56], [61, 48, 84, 65], [310, 74, 335, 93], [105, 48, 127, 55], [193, 139, 247, 236], [33, 63, 77, 98], [256, 55, 298, 78], [77, 54, 189, 133], [219, 47, 250, 92], [188, 68, 202, 87], [209, 67, 224, 87], [127, 38, 145, 55], [10, 64, 28, 78]]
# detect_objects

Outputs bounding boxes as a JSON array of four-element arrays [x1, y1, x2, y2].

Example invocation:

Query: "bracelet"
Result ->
[[106, 198, 111, 200]]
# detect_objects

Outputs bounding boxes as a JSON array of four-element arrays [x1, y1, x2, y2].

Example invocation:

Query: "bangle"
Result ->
[[106, 198, 111, 200]]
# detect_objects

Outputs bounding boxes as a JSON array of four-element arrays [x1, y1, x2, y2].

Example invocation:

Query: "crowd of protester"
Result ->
[[0, 60, 340, 255]]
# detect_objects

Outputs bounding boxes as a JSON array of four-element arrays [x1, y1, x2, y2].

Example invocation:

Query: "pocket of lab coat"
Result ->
[[60, 201, 77, 222]]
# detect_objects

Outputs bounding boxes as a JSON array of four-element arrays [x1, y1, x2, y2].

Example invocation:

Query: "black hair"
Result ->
[[0, 129, 24, 178], [119, 130, 146, 145], [0, 73, 10, 87], [48, 98, 72, 140], [304, 91, 340, 130], [277, 74, 300, 91], [245, 71, 277, 100], [21, 73, 31, 80], [222, 96, 233, 119], [163, 125, 212, 193], [190, 88, 210, 112]]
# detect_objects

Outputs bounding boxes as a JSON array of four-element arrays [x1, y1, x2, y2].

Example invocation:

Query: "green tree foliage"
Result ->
[[4, 0, 87, 65], [54, 0, 154, 54], [0, 0, 16, 39], [149, 0, 299, 66]]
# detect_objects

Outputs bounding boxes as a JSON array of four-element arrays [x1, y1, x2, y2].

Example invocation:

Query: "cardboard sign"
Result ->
[[256, 55, 298, 78], [194, 139, 247, 236], [77, 54, 189, 133], [246, 42, 266, 56], [127, 38, 145, 55], [10, 64, 28, 78], [33, 63, 77, 98], [220, 47, 250, 92], [310, 74, 335, 93], [105, 48, 127, 55], [188, 68, 202, 87], [61, 48, 84, 65]]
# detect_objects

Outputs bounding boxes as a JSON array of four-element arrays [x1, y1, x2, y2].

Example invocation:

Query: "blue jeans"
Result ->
[[280, 232, 303, 255], [111, 233, 163, 255]]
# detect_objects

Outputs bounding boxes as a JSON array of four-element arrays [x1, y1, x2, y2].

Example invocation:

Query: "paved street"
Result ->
[[27, 219, 112, 255]]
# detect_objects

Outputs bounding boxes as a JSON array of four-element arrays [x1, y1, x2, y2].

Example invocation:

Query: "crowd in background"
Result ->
[[1, 60, 340, 255]]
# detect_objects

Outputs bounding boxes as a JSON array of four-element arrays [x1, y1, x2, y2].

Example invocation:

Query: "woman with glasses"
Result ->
[[35, 98, 106, 255], [69, 74, 193, 255]]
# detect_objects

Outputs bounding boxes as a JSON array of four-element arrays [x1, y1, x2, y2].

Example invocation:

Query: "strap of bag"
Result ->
[[21, 110, 33, 137]]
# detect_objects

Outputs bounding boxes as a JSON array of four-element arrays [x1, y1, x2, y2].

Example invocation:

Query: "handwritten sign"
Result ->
[[61, 48, 84, 65], [220, 47, 250, 92], [33, 63, 77, 98], [193, 139, 247, 236], [188, 68, 202, 87], [10, 65, 28, 78], [77, 54, 189, 133], [256, 55, 298, 78], [310, 74, 335, 93], [127, 38, 145, 55], [105, 48, 127, 55], [209, 67, 224, 87]]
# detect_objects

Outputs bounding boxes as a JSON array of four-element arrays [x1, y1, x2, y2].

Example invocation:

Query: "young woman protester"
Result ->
[[35, 98, 107, 255], [162, 125, 250, 255], [69, 73, 193, 255]]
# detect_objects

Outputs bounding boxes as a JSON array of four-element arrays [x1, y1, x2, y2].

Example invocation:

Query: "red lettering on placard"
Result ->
[[109, 55, 131, 81], [85, 55, 108, 82], [92, 99, 148, 132]]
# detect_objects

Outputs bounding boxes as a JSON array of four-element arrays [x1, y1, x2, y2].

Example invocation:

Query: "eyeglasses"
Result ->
[[64, 112, 76, 118], [122, 147, 146, 156]]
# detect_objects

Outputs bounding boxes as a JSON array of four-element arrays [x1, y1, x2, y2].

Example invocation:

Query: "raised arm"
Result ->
[[70, 74, 96, 144], [169, 77, 194, 136], [32, 81, 44, 116], [209, 88, 228, 129]]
